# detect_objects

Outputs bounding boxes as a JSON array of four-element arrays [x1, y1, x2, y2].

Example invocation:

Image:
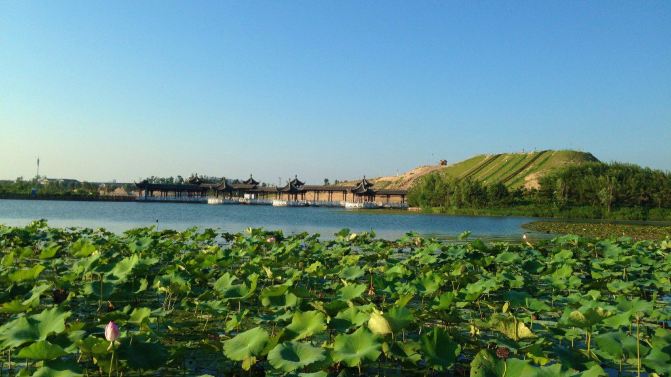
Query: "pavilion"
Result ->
[[136, 174, 408, 207]]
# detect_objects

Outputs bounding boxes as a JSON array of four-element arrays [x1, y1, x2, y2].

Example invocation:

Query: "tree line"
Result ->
[[408, 162, 671, 219]]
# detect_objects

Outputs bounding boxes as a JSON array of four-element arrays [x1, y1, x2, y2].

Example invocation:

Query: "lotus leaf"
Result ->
[[0, 307, 71, 349], [223, 326, 269, 361], [17, 340, 67, 360], [338, 284, 366, 301], [489, 314, 535, 341], [284, 311, 327, 341], [367, 309, 391, 335], [267, 341, 327, 372], [332, 327, 381, 367], [419, 327, 461, 371]]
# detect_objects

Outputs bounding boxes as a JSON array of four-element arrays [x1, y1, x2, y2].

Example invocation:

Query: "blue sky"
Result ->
[[1, 1, 670, 183]]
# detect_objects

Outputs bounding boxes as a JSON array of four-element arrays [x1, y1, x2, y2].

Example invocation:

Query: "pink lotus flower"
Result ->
[[266, 236, 276, 244], [105, 321, 119, 342]]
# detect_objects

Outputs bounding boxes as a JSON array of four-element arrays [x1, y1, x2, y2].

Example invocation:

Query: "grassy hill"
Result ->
[[355, 150, 599, 190]]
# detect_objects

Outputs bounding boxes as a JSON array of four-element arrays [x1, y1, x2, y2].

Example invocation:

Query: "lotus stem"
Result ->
[[109, 347, 114, 377], [636, 317, 641, 377], [586, 331, 591, 355]]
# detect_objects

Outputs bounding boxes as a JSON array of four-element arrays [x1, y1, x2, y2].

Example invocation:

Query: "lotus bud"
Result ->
[[105, 321, 119, 342], [266, 236, 276, 244]]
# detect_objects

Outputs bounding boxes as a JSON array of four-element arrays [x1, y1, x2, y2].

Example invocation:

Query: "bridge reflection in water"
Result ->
[[136, 175, 408, 209]]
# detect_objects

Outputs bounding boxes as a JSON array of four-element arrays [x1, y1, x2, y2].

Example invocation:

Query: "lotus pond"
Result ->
[[1, 221, 671, 376]]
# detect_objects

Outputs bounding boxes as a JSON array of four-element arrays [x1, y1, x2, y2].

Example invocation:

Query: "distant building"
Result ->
[[39, 178, 81, 186]]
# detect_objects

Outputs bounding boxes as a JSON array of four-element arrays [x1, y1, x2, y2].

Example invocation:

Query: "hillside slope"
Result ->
[[351, 150, 598, 190]]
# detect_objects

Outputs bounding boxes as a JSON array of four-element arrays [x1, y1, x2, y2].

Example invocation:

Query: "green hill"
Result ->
[[367, 150, 599, 190]]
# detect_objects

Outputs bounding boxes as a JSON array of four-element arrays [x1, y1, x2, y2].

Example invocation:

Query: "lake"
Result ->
[[0, 199, 543, 240]]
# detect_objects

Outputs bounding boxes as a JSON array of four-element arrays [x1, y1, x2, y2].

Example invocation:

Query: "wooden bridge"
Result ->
[[135, 175, 408, 208]]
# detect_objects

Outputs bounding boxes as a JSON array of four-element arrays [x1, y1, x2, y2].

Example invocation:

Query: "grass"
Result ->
[[432, 150, 598, 189], [523, 220, 671, 240], [410, 205, 671, 222]]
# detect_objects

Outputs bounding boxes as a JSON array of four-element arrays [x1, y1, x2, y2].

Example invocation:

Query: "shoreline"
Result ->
[[0, 194, 136, 202], [523, 220, 671, 240]]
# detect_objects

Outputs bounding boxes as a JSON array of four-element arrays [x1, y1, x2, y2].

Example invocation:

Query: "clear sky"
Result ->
[[1, 1, 670, 184]]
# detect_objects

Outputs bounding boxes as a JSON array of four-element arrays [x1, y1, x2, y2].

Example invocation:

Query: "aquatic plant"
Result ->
[[0, 220, 669, 375]]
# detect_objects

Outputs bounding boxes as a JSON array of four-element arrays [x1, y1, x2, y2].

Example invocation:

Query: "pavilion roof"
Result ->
[[242, 174, 259, 186], [350, 177, 375, 194], [351, 185, 376, 195], [359, 176, 374, 188], [278, 181, 304, 193], [187, 175, 204, 185], [289, 175, 305, 187]]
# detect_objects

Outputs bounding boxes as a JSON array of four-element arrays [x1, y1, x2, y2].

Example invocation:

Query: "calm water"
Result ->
[[0, 199, 543, 240]]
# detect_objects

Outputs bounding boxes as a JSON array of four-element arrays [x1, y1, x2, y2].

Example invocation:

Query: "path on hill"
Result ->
[[460, 154, 502, 180], [500, 150, 548, 185]]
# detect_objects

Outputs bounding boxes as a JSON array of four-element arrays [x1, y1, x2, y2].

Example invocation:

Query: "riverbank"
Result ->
[[523, 220, 671, 240], [412, 205, 671, 221], [0, 194, 136, 201]]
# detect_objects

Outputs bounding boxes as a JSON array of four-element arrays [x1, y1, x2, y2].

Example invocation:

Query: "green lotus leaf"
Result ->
[[615, 297, 653, 318], [561, 307, 609, 329], [384, 264, 409, 279], [214, 272, 258, 300], [296, 372, 328, 377], [128, 307, 152, 326], [331, 307, 369, 332], [593, 331, 639, 362], [606, 280, 635, 293], [0, 299, 31, 314], [223, 327, 269, 361], [32, 359, 84, 377], [0, 307, 71, 349], [69, 239, 96, 257], [261, 284, 299, 308], [118, 336, 169, 369], [469, 350, 536, 377], [109, 255, 140, 282], [267, 341, 327, 372], [39, 243, 61, 259], [495, 251, 522, 264], [489, 314, 535, 341], [385, 306, 413, 332], [419, 327, 461, 371], [642, 328, 671, 374], [17, 340, 67, 360], [338, 284, 366, 301], [332, 327, 381, 367], [432, 292, 456, 311], [574, 365, 608, 377], [284, 311, 327, 341], [384, 340, 421, 364], [338, 266, 365, 281], [9, 265, 45, 282], [414, 271, 442, 295], [82, 281, 115, 299], [463, 278, 500, 301], [23, 284, 52, 307], [394, 293, 414, 308], [128, 236, 153, 253]]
